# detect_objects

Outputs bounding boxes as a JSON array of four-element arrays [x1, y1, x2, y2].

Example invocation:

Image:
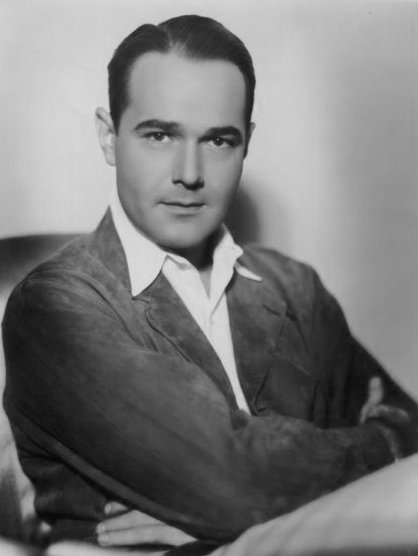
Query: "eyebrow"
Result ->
[[133, 119, 182, 134], [203, 126, 243, 143], [133, 119, 243, 142]]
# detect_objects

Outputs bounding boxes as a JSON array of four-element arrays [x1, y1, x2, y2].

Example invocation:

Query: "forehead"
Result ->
[[124, 52, 246, 130]]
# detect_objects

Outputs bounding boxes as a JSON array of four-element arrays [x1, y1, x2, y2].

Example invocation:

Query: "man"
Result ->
[[2, 14, 418, 556]]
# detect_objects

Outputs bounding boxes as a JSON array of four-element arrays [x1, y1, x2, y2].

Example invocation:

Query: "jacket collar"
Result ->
[[87, 209, 132, 292]]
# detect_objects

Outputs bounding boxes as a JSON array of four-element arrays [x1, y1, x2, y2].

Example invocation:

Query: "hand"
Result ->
[[364, 403, 410, 427], [360, 377, 410, 427], [96, 502, 196, 548]]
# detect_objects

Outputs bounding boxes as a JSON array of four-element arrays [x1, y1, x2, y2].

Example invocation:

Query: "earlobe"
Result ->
[[244, 122, 256, 158], [95, 107, 116, 166]]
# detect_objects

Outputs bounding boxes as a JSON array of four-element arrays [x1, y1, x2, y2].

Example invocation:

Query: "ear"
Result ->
[[244, 122, 255, 158], [95, 107, 116, 166]]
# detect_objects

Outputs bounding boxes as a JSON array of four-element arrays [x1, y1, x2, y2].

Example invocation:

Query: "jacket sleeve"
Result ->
[[307, 268, 418, 456], [1, 270, 414, 542]]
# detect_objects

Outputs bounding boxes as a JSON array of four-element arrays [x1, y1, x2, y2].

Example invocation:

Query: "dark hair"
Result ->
[[108, 15, 256, 133]]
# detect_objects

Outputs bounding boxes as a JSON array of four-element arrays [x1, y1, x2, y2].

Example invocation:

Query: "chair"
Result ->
[[0, 235, 75, 544]]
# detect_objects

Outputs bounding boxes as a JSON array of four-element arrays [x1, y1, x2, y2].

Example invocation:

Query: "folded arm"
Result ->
[[306, 268, 418, 454], [2, 270, 415, 541]]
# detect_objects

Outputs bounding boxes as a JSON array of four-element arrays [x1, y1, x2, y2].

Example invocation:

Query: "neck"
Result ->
[[172, 242, 213, 296], [167, 233, 222, 296], [175, 244, 212, 271], [166, 230, 222, 271]]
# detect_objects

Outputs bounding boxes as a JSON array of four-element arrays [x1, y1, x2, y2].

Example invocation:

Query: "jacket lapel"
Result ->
[[87, 209, 132, 291], [227, 271, 288, 412], [89, 212, 235, 402], [140, 274, 239, 407]]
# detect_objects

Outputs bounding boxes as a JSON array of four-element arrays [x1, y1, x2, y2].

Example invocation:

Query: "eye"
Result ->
[[209, 136, 234, 149], [145, 132, 171, 144]]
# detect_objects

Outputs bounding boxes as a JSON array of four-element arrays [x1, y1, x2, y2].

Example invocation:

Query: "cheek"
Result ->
[[210, 159, 243, 201], [205, 152, 243, 184], [117, 148, 169, 193]]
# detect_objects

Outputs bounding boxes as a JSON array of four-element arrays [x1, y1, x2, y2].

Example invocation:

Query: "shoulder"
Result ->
[[238, 243, 344, 332], [3, 234, 116, 324], [240, 243, 321, 300], [239, 245, 352, 372]]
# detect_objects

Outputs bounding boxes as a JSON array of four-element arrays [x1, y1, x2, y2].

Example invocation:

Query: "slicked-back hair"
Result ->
[[108, 15, 256, 133]]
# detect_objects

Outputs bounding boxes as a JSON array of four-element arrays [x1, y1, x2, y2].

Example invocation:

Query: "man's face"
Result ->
[[99, 52, 251, 257]]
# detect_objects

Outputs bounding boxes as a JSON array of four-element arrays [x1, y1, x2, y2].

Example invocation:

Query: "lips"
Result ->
[[161, 201, 204, 208], [160, 201, 205, 214]]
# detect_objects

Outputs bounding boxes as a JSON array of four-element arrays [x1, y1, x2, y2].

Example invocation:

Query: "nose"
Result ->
[[172, 141, 204, 189]]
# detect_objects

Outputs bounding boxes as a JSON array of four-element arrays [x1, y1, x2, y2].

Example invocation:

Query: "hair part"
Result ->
[[108, 15, 256, 133]]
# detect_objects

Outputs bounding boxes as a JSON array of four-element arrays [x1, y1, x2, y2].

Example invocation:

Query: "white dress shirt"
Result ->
[[110, 187, 261, 413]]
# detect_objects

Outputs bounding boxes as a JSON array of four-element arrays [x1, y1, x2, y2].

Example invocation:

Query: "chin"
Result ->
[[157, 231, 213, 255], [160, 225, 217, 248], [159, 239, 204, 252]]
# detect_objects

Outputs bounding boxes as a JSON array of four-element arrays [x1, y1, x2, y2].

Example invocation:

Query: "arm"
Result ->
[[1, 271, 412, 541], [306, 269, 418, 455]]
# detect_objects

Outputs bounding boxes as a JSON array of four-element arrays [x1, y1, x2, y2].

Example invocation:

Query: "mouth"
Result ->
[[160, 201, 205, 214]]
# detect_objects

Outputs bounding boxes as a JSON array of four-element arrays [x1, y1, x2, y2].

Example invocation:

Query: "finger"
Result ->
[[367, 404, 410, 425], [366, 406, 379, 418], [156, 525, 195, 546], [98, 510, 163, 532], [97, 523, 195, 547], [104, 501, 130, 516], [378, 405, 410, 424]]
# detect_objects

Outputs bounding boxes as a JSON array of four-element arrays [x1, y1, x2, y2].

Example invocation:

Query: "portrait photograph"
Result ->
[[0, 1, 417, 555]]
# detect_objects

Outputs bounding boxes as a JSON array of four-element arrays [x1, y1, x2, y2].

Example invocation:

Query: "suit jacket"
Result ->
[[2, 211, 418, 551]]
